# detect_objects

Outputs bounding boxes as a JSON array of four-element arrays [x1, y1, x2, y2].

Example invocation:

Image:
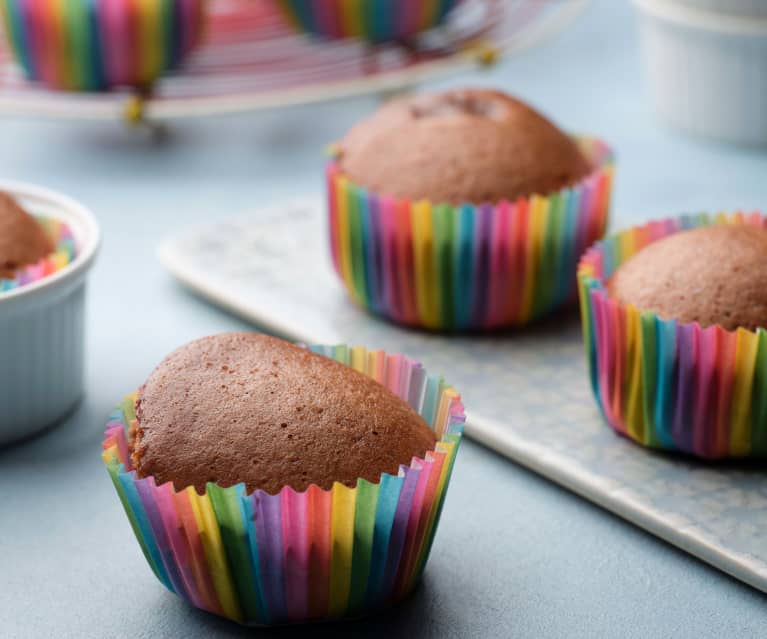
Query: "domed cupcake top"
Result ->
[[608, 224, 767, 332], [0, 193, 54, 279], [337, 88, 592, 205], [132, 333, 437, 495]]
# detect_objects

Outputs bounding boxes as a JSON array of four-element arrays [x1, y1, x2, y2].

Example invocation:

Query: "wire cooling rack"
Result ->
[[0, 0, 587, 122]]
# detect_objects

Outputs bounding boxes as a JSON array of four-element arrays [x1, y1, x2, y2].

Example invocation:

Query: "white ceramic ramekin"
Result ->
[[634, 0, 767, 144], [0, 182, 99, 445]]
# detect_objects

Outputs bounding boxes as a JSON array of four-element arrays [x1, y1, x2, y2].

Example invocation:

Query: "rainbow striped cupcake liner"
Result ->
[[0, 217, 76, 293], [0, 0, 205, 92], [275, 0, 462, 41], [578, 212, 767, 459], [328, 137, 615, 331], [102, 344, 464, 626]]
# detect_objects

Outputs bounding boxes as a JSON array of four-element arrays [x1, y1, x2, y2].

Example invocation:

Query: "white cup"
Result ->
[[635, 0, 767, 144]]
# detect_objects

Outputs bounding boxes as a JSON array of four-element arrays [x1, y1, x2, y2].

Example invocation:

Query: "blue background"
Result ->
[[1, 1, 766, 636]]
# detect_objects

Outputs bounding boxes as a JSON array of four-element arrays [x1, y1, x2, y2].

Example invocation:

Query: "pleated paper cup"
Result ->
[[327, 137, 614, 331], [102, 344, 464, 626], [578, 212, 767, 459], [274, 0, 462, 41]]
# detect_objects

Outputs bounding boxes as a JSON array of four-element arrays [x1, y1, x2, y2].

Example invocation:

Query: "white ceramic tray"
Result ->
[[160, 200, 767, 594]]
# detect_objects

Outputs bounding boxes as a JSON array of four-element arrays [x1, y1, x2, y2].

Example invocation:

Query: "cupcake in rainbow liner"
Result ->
[[578, 212, 767, 459], [0, 192, 77, 292], [0, 0, 206, 92], [274, 0, 462, 41], [327, 88, 615, 331], [102, 333, 464, 625]]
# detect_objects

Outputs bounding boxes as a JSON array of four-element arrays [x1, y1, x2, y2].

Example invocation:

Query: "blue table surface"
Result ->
[[1, 2, 766, 637]]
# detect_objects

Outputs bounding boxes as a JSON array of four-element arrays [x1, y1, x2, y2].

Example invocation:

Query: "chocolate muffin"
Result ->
[[132, 333, 437, 495], [0, 192, 54, 279], [336, 88, 592, 205], [608, 224, 767, 332]]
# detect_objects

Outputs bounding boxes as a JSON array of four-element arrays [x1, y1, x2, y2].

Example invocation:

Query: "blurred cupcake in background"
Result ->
[[327, 88, 615, 332], [274, 0, 463, 41], [0, 0, 206, 91], [579, 213, 767, 458]]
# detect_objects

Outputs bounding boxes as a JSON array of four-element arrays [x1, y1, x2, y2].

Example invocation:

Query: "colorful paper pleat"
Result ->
[[0, 217, 76, 293], [328, 137, 615, 331], [102, 345, 464, 626], [0, 0, 205, 91], [578, 212, 767, 458], [275, 0, 461, 41]]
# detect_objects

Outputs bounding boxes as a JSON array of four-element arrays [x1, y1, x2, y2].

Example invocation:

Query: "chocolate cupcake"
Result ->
[[579, 213, 767, 458], [0, 192, 54, 279], [103, 334, 465, 625], [327, 88, 614, 330], [608, 224, 767, 332]]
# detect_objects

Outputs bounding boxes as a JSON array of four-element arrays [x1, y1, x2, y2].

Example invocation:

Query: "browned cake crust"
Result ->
[[132, 333, 437, 495], [0, 192, 54, 279], [608, 225, 767, 332], [337, 88, 592, 205]]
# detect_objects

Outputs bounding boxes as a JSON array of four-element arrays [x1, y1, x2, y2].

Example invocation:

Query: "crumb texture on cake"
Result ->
[[608, 224, 767, 332], [0, 192, 54, 279], [337, 88, 592, 205], [132, 333, 437, 495]]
